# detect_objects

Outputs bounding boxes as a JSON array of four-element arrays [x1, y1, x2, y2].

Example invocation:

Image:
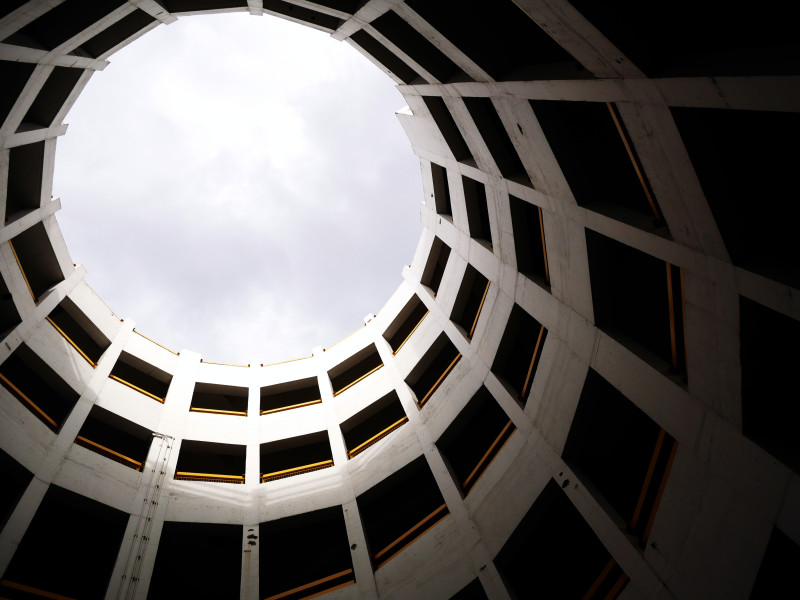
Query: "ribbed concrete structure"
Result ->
[[1, 2, 799, 599]]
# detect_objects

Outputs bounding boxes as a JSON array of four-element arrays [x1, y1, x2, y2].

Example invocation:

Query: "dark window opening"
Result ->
[[81, 8, 156, 58], [306, 0, 367, 13], [451, 264, 490, 339], [260, 507, 355, 600], [437, 386, 515, 496], [148, 522, 241, 600], [9, 222, 65, 301], [421, 237, 451, 296], [342, 390, 408, 458], [463, 97, 531, 187], [449, 579, 489, 600], [109, 351, 172, 402], [159, 0, 250, 12], [431, 162, 452, 217], [422, 96, 474, 164], [75, 405, 152, 471], [495, 479, 628, 599], [563, 370, 677, 543], [0, 272, 22, 338], [405, 333, 461, 407], [370, 11, 468, 83], [21, 66, 84, 128], [5, 141, 45, 223], [531, 100, 665, 231], [260, 376, 321, 414], [740, 297, 800, 474], [260, 431, 333, 483], [0, 343, 80, 431], [0, 61, 35, 129], [750, 527, 800, 599], [462, 176, 493, 247], [491, 304, 547, 405], [190, 382, 248, 416], [350, 30, 420, 84], [586, 230, 687, 382], [672, 107, 800, 289], [357, 456, 449, 570], [1, 485, 128, 600], [175, 440, 246, 484], [0, 447, 33, 533], [510, 195, 550, 286], [328, 344, 383, 396], [261, 0, 343, 31], [47, 297, 110, 366], [384, 294, 429, 354]]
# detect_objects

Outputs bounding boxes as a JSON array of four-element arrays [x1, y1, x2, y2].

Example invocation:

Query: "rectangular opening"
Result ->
[[350, 29, 420, 84], [463, 97, 531, 187], [0, 447, 33, 533], [260, 431, 333, 483], [341, 390, 408, 458], [462, 176, 492, 247], [0, 343, 80, 431], [672, 107, 800, 288], [306, 0, 367, 13], [175, 440, 246, 484], [450, 264, 490, 339], [328, 344, 383, 396], [81, 8, 155, 58], [149, 522, 242, 599], [262, 0, 342, 31], [563, 370, 677, 543], [430, 162, 452, 217], [420, 237, 451, 295], [495, 479, 628, 599], [491, 304, 548, 405], [190, 382, 248, 416], [0, 61, 35, 128], [109, 351, 172, 403], [740, 297, 800, 474], [9, 223, 65, 301], [530, 100, 665, 229], [405, 0, 587, 81], [357, 456, 449, 570], [436, 386, 516, 496], [383, 294, 428, 354], [260, 507, 355, 600], [370, 11, 467, 83], [46, 297, 110, 367], [5, 141, 44, 223], [0, 485, 128, 600], [0, 272, 22, 338], [159, 0, 248, 12], [509, 196, 549, 286], [750, 527, 800, 598], [421, 96, 474, 164], [21, 66, 84, 128], [585, 230, 686, 382], [260, 376, 321, 415], [405, 333, 461, 407], [75, 405, 152, 471]]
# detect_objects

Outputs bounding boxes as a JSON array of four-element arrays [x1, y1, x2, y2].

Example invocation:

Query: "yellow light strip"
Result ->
[[261, 459, 334, 483], [392, 310, 429, 355], [0, 373, 57, 428], [189, 407, 247, 416], [538, 206, 550, 284], [666, 263, 678, 369], [8, 241, 36, 301], [260, 399, 322, 415], [262, 569, 354, 600], [418, 354, 462, 407], [348, 416, 409, 458], [461, 420, 515, 491], [325, 324, 365, 351], [45, 316, 96, 367], [333, 363, 383, 396], [175, 471, 245, 483], [581, 559, 616, 600], [260, 355, 312, 367], [374, 504, 448, 566], [75, 435, 142, 470], [0, 580, 77, 600], [519, 325, 545, 402], [200, 359, 250, 367], [642, 441, 678, 542], [468, 282, 490, 338], [108, 374, 165, 403], [133, 329, 179, 355], [630, 429, 666, 531]]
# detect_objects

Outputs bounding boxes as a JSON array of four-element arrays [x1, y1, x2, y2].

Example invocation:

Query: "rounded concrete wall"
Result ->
[[1, 2, 799, 600]]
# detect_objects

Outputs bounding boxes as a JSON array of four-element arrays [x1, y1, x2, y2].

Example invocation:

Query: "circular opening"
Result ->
[[54, 13, 422, 364]]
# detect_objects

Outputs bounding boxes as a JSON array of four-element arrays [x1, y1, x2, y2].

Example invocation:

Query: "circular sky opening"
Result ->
[[54, 12, 422, 365]]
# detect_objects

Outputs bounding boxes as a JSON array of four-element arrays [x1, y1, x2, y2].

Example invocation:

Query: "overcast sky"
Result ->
[[53, 12, 422, 365]]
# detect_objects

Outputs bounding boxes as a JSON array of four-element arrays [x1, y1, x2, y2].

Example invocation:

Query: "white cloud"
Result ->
[[54, 11, 422, 364]]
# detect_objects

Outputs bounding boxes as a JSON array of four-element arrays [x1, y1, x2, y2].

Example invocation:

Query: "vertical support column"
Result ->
[[240, 381, 260, 600]]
